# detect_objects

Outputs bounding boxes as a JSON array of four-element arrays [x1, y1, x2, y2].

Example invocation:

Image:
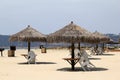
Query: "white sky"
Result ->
[[0, 0, 120, 35]]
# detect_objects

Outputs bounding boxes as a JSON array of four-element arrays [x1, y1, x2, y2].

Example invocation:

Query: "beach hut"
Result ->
[[47, 21, 98, 70], [9, 25, 46, 52]]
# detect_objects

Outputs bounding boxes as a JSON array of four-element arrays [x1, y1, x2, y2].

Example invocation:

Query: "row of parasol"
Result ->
[[9, 21, 110, 70]]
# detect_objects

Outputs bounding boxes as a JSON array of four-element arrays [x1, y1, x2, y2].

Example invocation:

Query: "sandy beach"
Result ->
[[0, 48, 120, 80]]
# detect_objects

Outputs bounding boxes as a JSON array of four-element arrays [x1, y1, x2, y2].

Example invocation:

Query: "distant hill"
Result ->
[[105, 34, 119, 42], [0, 35, 10, 47], [0, 33, 119, 48], [0, 35, 28, 48]]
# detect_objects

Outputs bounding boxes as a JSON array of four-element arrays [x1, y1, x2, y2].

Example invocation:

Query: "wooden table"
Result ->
[[63, 58, 80, 70], [21, 54, 28, 59]]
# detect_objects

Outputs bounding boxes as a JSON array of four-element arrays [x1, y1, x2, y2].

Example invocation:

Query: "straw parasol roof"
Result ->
[[9, 25, 46, 42], [47, 21, 99, 43], [9, 25, 46, 51], [93, 31, 110, 43]]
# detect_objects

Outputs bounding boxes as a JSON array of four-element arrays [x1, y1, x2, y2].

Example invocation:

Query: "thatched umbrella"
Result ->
[[93, 31, 110, 52], [93, 31, 110, 43], [9, 25, 46, 52], [47, 21, 98, 70], [48, 21, 99, 43]]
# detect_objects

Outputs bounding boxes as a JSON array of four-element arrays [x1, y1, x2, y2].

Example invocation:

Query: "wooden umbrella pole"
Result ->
[[102, 43, 105, 52], [95, 44, 98, 52], [71, 43, 75, 70], [78, 42, 80, 50], [28, 41, 31, 52]]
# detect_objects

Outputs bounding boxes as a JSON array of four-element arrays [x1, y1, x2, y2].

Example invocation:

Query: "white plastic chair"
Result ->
[[79, 49, 95, 71], [74, 48, 81, 58], [96, 47, 103, 55], [27, 51, 37, 64], [90, 47, 96, 55], [67, 48, 81, 58]]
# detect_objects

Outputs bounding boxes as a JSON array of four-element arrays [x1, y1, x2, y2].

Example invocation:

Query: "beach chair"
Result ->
[[27, 51, 37, 64], [96, 47, 103, 55], [90, 47, 96, 55], [67, 48, 81, 58], [74, 48, 81, 58], [79, 50, 95, 71]]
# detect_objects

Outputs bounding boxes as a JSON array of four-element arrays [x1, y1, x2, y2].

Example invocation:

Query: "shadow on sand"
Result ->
[[94, 53, 115, 56], [18, 62, 57, 65], [89, 57, 101, 60], [102, 53, 115, 56], [57, 67, 108, 72]]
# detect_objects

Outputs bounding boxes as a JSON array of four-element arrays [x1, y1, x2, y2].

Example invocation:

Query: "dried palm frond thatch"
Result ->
[[47, 21, 99, 43], [93, 31, 110, 43], [9, 25, 46, 42], [9, 25, 46, 51]]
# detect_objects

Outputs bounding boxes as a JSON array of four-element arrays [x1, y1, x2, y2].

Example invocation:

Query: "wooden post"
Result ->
[[102, 43, 105, 52], [95, 44, 98, 52], [28, 41, 31, 52], [71, 43, 75, 70], [78, 42, 80, 50]]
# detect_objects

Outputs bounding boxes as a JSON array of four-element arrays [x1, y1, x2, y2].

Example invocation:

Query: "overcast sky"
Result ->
[[0, 0, 120, 35]]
